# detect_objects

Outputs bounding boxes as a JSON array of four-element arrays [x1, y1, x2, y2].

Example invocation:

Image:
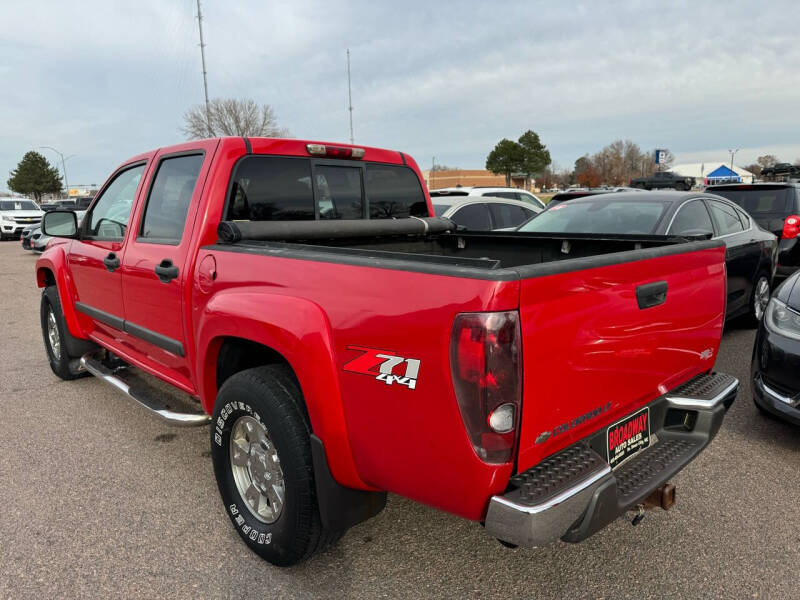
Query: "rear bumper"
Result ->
[[484, 372, 737, 547]]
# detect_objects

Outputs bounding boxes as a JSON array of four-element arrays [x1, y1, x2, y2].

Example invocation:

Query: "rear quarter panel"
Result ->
[[195, 248, 519, 520]]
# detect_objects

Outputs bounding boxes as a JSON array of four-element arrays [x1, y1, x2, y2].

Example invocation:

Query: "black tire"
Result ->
[[744, 272, 771, 328], [40, 285, 92, 380], [211, 365, 341, 566], [673, 182, 686, 191]]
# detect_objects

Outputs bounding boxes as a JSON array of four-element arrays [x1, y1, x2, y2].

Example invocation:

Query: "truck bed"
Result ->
[[211, 226, 719, 281]]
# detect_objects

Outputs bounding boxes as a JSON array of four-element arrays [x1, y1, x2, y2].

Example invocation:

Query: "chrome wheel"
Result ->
[[754, 276, 770, 321], [229, 415, 284, 523], [47, 307, 61, 360]]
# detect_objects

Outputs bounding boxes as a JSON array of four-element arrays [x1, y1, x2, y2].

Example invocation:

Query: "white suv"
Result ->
[[0, 199, 44, 240], [429, 186, 545, 211]]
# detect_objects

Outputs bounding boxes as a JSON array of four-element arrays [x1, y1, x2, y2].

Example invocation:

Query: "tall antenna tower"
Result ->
[[347, 49, 354, 144], [196, 0, 212, 137]]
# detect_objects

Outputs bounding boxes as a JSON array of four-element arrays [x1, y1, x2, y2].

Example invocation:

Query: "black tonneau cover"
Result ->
[[218, 217, 455, 244]]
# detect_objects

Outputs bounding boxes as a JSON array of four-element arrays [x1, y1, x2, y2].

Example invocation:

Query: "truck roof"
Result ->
[[130, 137, 410, 168]]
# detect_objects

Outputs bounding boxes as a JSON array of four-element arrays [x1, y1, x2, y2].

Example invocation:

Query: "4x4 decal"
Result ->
[[343, 346, 421, 390]]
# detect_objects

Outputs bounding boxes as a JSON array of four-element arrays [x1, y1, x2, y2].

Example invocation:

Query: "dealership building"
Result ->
[[671, 163, 757, 185]]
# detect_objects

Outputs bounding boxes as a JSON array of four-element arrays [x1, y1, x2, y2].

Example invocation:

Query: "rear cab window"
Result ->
[[225, 157, 428, 221]]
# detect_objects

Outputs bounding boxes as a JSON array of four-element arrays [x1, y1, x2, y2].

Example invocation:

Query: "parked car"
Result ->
[[517, 191, 777, 323], [24, 210, 87, 253], [705, 183, 800, 278], [631, 171, 696, 191], [0, 199, 43, 240], [37, 137, 736, 566], [41, 197, 93, 212], [430, 186, 546, 211], [20, 223, 38, 249], [752, 268, 800, 424], [432, 197, 539, 230]]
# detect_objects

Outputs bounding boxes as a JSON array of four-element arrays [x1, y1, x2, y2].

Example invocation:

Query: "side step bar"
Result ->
[[80, 353, 211, 427]]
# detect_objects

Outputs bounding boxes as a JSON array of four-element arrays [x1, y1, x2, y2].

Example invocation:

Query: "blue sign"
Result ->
[[655, 149, 667, 165]]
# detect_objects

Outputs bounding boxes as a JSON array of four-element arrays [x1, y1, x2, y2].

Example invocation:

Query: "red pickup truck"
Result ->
[[36, 137, 738, 566]]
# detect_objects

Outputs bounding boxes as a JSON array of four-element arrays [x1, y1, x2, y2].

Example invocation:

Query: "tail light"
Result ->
[[782, 215, 800, 239], [450, 311, 521, 464], [306, 143, 365, 159]]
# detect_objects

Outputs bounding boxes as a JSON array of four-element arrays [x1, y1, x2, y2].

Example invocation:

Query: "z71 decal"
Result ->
[[343, 346, 421, 390]]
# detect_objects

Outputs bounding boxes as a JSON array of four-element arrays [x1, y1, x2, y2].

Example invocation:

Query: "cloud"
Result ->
[[2, 0, 799, 190]]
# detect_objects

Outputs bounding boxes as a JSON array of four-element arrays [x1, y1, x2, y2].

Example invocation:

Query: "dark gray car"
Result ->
[[518, 191, 777, 323]]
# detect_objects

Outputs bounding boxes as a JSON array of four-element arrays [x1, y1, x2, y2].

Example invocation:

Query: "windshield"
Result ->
[[0, 200, 39, 211], [709, 187, 794, 214], [518, 199, 670, 234]]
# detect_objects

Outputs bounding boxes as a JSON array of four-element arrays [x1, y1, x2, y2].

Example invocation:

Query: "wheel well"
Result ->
[[37, 268, 56, 288], [216, 337, 293, 391]]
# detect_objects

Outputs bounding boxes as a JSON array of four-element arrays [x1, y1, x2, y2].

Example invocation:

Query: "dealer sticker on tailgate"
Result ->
[[607, 407, 650, 469]]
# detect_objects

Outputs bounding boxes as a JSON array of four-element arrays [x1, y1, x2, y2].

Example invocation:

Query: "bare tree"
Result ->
[[757, 154, 779, 170], [183, 98, 289, 139], [744, 163, 762, 176], [575, 140, 663, 186]]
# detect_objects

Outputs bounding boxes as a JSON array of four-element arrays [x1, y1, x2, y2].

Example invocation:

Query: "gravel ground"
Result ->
[[0, 241, 797, 599]]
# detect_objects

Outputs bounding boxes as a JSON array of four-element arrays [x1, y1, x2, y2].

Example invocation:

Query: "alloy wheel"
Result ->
[[47, 307, 61, 360], [754, 277, 770, 321], [229, 415, 285, 523]]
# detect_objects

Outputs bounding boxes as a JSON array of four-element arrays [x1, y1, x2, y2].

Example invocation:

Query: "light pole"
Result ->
[[41, 146, 75, 198], [728, 148, 739, 172]]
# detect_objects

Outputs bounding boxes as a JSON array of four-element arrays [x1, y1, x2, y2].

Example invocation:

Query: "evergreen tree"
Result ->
[[7, 151, 63, 202]]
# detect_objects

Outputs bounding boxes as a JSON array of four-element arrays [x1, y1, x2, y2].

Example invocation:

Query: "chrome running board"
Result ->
[[80, 353, 211, 427]]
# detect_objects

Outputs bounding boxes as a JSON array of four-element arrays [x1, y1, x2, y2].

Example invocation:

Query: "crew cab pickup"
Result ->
[[631, 171, 696, 191], [36, 137, 738, 566]]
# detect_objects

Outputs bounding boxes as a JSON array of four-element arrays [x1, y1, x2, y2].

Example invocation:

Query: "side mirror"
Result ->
[[42, 210, 79, 238]]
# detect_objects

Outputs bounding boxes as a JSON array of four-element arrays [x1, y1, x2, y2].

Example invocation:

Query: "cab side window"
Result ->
[[139, 154, 204, 243], [87, 164, 146, 240], [669, 200, 714, 236]]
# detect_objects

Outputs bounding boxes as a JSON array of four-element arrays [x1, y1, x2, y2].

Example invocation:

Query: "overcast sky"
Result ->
[[2, 0, 800, 190]]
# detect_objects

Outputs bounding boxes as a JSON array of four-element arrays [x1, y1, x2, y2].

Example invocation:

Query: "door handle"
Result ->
[[103, 252, 120, 272], [154, 259, 179, 283], [636, 281, 668, 309]]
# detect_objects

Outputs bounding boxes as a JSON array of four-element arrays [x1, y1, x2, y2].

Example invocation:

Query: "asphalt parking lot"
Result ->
[[1, 241, 798, 599]]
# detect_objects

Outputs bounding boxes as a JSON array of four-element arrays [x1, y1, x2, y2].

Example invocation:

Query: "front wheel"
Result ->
[[210, 365, 342, 566], [40, 285, 92, 380]]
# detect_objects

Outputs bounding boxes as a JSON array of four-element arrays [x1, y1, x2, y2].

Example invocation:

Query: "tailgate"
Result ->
[[516, 243, 726, 472]]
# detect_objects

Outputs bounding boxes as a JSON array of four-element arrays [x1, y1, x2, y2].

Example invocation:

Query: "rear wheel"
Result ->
[[210, 365, 342, 566], [745, 273, 771, 327], [674, 182, 686, 191]]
